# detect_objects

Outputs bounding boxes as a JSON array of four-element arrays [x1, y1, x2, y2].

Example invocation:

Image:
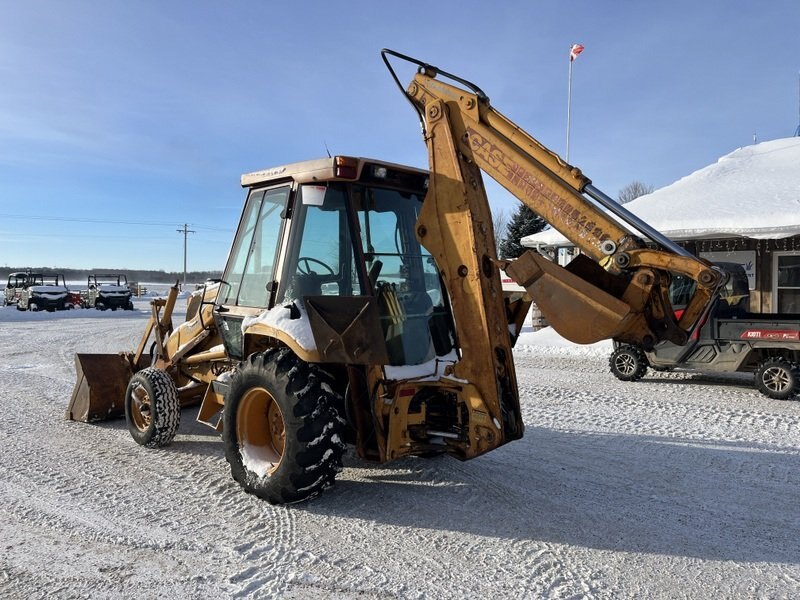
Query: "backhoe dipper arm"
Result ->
[[398, 67, 525, 446], [383, 49, 723, 351]]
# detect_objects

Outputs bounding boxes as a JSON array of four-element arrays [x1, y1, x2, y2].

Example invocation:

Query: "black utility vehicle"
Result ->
[[610, 263, 800, 400]]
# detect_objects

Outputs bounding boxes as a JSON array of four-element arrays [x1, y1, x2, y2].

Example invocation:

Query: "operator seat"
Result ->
[[290, 272, 324, 300]]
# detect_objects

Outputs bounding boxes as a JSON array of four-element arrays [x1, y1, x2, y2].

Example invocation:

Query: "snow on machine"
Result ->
[[17, 274, 70, 312], [81, 274, 134, 310]]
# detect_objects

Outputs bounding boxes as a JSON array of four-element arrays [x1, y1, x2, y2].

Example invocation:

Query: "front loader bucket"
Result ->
[[506, 252, 633, 345], [66, 353, 137, 422]]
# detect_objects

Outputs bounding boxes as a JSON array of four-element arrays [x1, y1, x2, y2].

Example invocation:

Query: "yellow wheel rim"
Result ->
[[237, 387, 285, 476], [130, 383, 152, 432]]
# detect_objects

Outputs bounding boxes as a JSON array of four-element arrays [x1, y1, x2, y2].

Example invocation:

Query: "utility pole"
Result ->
[[176, 223, 196, 289]]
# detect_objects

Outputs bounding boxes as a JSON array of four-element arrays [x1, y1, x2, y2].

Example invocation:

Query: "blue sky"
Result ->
[[1, 1, 798, 272]]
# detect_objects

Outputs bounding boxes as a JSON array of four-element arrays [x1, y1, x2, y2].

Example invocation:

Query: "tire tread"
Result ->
[[224, 348, 345, 504]]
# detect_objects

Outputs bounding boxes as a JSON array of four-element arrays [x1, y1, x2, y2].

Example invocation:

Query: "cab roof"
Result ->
[[241, 156, 427, 188]]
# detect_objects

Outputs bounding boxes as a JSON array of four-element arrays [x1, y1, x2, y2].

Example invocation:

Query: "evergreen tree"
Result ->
[[498, 204, 547, 259]]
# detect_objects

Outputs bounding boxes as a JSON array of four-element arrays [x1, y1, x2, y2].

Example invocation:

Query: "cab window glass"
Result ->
[[355, 185, 452, 365], [220, 186, 289, 307], [278, 184, 364, 303], [669, 274, 696, 307]]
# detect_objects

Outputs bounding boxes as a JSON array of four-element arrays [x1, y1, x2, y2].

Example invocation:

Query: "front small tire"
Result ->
[[610, 345, 648, 381], [125, 368, 181, 447], [755, 358, 799, 400], [223, 348, 346, 505]]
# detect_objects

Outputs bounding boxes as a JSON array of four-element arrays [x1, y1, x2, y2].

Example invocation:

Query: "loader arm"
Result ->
[[383, 49, 724, 352]]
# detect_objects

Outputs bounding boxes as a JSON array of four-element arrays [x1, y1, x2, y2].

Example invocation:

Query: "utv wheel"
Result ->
[[755, 359, 799, 400], [610, 345, 648, 381], [223, 348, 346, 505], [124, 368, 181, 447]]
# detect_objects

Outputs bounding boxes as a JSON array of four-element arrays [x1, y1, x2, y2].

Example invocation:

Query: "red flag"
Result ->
[[570, 43, 584, 62]]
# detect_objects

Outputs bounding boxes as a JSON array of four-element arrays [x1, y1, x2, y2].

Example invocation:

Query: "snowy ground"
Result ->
[[1, 302, 799, 599]]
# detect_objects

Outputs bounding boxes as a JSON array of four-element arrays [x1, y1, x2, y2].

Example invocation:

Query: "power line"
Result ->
[[0, 213, 233, 232], [0, 231, 230, 243], [0, 213, 177, 226]]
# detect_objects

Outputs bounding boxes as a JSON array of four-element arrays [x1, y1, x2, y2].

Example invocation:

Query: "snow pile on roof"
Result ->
[[524, 137, 800, 247]]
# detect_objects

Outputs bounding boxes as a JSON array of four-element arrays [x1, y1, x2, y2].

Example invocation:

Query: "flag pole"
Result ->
[[566, 49, 574, 162], [795, 70, 800, 137], [566, 44, 583, 161]]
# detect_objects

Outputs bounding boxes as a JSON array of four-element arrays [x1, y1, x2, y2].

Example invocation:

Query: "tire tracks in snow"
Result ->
[[438, 458, 607, 599], [3, 315, 800, 598], [513, 353, 800, 451], [227, 508, 299, 597]]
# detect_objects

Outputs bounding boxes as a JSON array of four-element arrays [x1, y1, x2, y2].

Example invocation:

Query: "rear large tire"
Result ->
[[124, 368, 181, 447], [610, 345, 648, 381], [755, 358, 799, 400], [223, 348, 346, 505]]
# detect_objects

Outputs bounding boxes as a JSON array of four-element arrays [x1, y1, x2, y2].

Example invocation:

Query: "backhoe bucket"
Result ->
[[66, 353, 138, 422], [506, 251, 633, 345]]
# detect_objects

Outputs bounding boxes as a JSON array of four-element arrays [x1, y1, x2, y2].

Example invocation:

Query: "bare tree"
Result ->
[[618, 181, 654, 204], [492, 207, 508, 256]]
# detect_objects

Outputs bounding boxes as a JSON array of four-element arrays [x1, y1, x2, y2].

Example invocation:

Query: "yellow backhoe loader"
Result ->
[[67, 50, 724, 504]]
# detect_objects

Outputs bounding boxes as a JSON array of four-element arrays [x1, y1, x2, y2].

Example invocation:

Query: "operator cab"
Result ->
[[217, 157, 456, 366]]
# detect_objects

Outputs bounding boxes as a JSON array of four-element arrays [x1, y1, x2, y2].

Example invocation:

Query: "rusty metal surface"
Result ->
[[409, 73, 629, 263], [66, 353, 134, 422], [408, 67, 722, 353], [507, 252, 634, 345], [305, 296, 389, 365]]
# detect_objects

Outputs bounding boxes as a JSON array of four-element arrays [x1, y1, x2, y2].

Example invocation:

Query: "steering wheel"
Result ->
[[297, 256, 336, 276]]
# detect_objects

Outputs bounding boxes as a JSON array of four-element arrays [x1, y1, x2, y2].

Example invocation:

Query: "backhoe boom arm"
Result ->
[[384, 48, 723, 352]]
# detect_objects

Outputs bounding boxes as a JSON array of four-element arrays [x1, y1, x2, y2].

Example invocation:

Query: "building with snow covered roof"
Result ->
[[522, 137, 800, 314]]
